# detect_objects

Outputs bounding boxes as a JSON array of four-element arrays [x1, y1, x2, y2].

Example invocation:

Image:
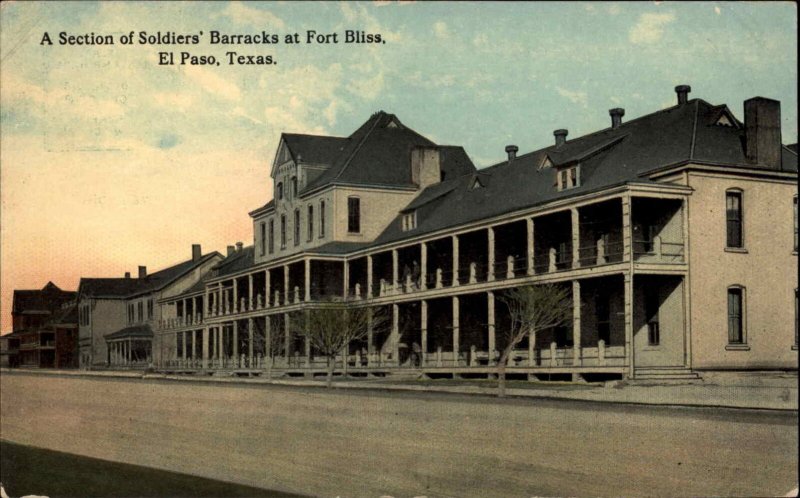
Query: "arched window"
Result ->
[[725, 189, 744, 249]]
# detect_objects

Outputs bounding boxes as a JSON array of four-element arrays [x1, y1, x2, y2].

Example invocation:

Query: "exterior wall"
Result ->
[[633, 276, 686, 368], [333, 187, 416, 243], [78, 299, 126, 368], [685, 170, 797, 369]]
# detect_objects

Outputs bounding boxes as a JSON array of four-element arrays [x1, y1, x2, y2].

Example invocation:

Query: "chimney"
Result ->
[[410, 146, 441, 189], [675, 85, 691, 105], [138, 266, 147, 279], [553, 129, 568, 147], [609, 108, 625, 129], [227, 245, 235, 256], [505, 145, 518, 160], [192, 244, 201, 261], [236, 242, 243, 252], [744, 97, 782, 169], [124, 272, 131, 279]]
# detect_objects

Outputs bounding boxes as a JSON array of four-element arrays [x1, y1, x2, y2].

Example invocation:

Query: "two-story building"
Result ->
[[158, 85, 798, 380], [77, 245, 222, 369]]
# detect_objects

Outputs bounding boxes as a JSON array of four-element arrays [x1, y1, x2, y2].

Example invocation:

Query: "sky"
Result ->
[[0, 1, 797, 332]]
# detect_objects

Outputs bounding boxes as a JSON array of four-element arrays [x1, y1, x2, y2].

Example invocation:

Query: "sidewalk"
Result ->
[[2, 368, 797, 411]]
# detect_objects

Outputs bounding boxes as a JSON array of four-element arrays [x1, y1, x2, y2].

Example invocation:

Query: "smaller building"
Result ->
[[0, 332, 19, 368]]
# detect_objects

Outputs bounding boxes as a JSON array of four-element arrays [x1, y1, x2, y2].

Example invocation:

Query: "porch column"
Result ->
[[305, 258, 311, 301], [202, 327, 209, 368], [487, 227, 496, 281], [487, 291, 496, 364], [528, 325, 536, 367], [264, 316, 271, 363], [392, 304, 400, 364], [622, 196, 632, 262], [284, 313, 290, 362], [232, 321, 239, 365], [217, 326, 223, 362], [248, 274, 254, 310], [233, 278, 239, 313], [205, 286, 210, 315], [182, 331, 187, 361], [572, 280, 582, 366], [265, 270, 271, 308], [342, 260, 349, 298], [624, 273, 634, 378], [304, 310, 311, 368], [248, 318, 254, 367], [452, 296, 460, 363], [420, 242, 428, 290], [218, 283, 223, 314], [283, 265, 289, 306], [571, 207, 580, 269], [367, 307, 374, 366], [420, 300, 428, 366], [452, 235, 460, 286], [366, 255, 374, 298], [527, 218, 535, 275], [392, 249, 399, 289], [193, 329, 199, 359], [681, 198, 692, 369], [127, 338, 132, 363]]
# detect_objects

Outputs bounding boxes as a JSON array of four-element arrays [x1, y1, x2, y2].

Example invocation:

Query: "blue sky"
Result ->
[[0, 1, 797, 330]]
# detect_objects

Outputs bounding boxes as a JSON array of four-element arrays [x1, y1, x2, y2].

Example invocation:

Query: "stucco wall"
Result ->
[[333, 186, 416, 242], [685, 170, 797, 370], [79, 299, 126, 367]]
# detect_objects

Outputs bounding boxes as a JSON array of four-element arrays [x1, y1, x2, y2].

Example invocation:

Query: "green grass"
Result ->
[[0, 441, 306, 498]]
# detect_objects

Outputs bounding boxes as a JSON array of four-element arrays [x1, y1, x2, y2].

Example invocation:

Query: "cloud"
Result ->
[[157, 134, 181, 149], [216, 2, 285, 29], [433, 21, 449, 39], [556, 86, 589, 108], [629, 12, 676, 44], [472, 33, 488, 47], [181, 66, 241, 102]]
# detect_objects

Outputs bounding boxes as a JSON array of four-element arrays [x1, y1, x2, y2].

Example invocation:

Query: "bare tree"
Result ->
[[496, 284, 573, 397], [250, 317, 286, 379], [292, 299, 387, 388]]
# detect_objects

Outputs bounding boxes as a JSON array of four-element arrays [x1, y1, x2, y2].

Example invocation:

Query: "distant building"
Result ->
[[147, 86, 800, 378], [5, 282, 78, 368], [77, 245, 222, 369]]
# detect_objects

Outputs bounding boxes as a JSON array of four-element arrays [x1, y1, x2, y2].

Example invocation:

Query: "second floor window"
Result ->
[[291, 176, 298, 199], [280, 215, 286, 249], [319, 200, 326, 238], [726, 190, 743, 248], [348, 197, 361, 233], [127, 304, 134, 324], [260, 222, 267, 256], [277, 182, 283, 201], [294, 209, 301, 246], [307, 205, 314, 242], [268, 219, 275, 254], [147, 299, 153, 319], [727, 287, 744, 344], [137, 302, 144, 322]]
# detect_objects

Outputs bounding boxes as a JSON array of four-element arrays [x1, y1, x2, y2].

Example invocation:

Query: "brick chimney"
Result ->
[[609, 108, 625, 129], [138, 266, 147, 279], [675, 85, 691, 105], [124, 272, 131, 279], [236, 242, 243, 252], [227, 245, 235, 256], [411, 146, 441, 189], [192, 244, 202, 261], [744, 97, 782, 169], [554, 129, 568, 147], [505, 145, 518, 160]]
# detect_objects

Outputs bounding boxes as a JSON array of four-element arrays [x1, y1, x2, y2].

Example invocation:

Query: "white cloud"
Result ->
[[472, 33, 488, 47], [181, 66, 241, 102], [556, 86, 589, 108], [629, 12, 676, 44], [433, 21, 450, 39], [153, 92, 195, 112], [714, 5, 721, 15], [216, 2, 285, 29]]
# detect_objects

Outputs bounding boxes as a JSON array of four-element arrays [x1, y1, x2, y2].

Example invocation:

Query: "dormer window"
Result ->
[[277, 182, 284, 200], [402, 211, 417, 231], [557, 165, 580, 191], [715, 114, 733, 127], [471, 178, 484, 190]]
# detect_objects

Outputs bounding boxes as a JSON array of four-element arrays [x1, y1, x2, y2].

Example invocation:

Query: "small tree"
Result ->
[[496, 284, 573, 397], [292, 299, 387, 388]]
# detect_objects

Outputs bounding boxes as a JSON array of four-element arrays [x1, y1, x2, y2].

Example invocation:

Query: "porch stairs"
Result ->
[[633, 366, 700, 381]]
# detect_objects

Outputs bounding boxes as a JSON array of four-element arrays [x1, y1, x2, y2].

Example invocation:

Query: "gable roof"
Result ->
[[80, 252, 221, 299], [12, 282, 76, 314], [282, 133, 347, 166], [374, 98, 797, 246], [105, 324, 154, 340]]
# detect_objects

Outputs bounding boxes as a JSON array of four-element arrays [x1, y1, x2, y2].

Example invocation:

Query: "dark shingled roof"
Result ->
[[105, 324, 154, 340], [80, 253, 220, 298], [12, 282, 76, 314], [374, 98, 798, 246], [282, 133, 347, 165], [214, 246, 255, 278]]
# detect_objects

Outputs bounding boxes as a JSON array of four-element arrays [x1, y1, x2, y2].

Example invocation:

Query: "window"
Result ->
[[646, 290, 660, 346], [307, 205, 314, 242], [793, 196, 798, 252], [127, 303, 134, 324], [137, 302, 143, 322], [557, 166, 580, 191], [294, 209, 301, 246], [291, 176, 298, 199], [280, 215, 286, 249], [402, 211, 417, 231], [727, 287, 745, 344], [268, 219, 274, 254], [557, 241, 569, 265], [319, 200, 326, 237], [260, 222, 267, 256], [348, 197, 361, 233], [726, 190, 743, 248], [147, 299, 153, 319], [277, 182, 283, 200]]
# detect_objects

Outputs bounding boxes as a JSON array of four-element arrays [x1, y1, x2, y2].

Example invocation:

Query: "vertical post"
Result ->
[[264, 316, 272, 365], [284, 313, 291, 363], [367, 307, 374, 366], [283, 265, 289, 305], [624, 273, 634, 379], [233, 278, 239, 313], [452, 235, 460, 286], [182, 331, 187, 361], [571, 207, 580, 269], [527, 218, 535, 276], [218, 283, 223, 314], [232, 321, 239, 366], [265, 270, 271, 308], [248, 318, 254, 367], [392, 304, 400, 365], [487, 227, 495, 281], [420, 242, 428, 290], [452, 296, 460, 363], [392, 249, 399, 289], [487, 291, 496, 364], [366, 255, 373, 298], [305, 258, 311, 301], [572, 280, 581, 367], [622, 196, 632, 262], [681, 197, 692, 370], [205, 286, 210, 315], [420, 300, 428, 366], [304, 310, 311, 368], [248, 274, 254, 310], [193, 329, 199, 360], [528, 326, 536, 367], [202, 327, 209, 368], [342, 260, 349, 299]]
